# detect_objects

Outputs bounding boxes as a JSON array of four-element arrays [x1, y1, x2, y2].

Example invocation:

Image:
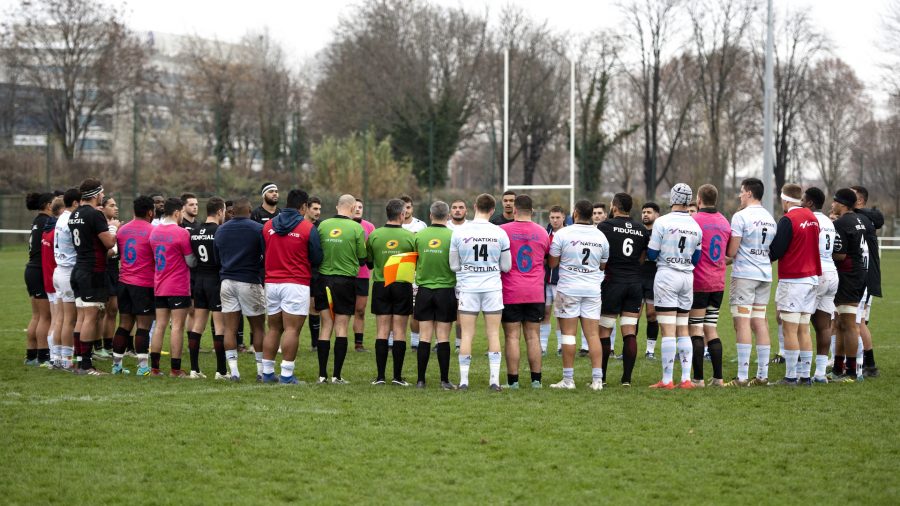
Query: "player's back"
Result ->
[[599, 216, 647, 284], [692, 210, 730, 291], [730, 204, 776, 281], [191, 222, 220, 277], [54, 209, 76, 268], [500, 220, 549, 304], [550, 224, 609, 297], [118, 219, 155, 287], [451, 219, 509, 293], [814, 212, 837, 273], [149, 223, 191, 296], [649, 212, 702, 273]]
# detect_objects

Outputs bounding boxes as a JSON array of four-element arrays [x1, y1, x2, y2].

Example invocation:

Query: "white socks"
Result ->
[[580, 331, 588, 351], [856, 336, 864, 377], [610, 326, 617, 353], [563, 367, 574, 380], [226, 349, 240, 378], [676, 336, 692, 383], [814, 354, 828, 380], [591, 367, 603, 382], [280, 360, 295, 378], [777, 323, 784, 355], [736, 343, 752, 381], [540, 323, 550, 352], [488, 351, 501, 386], [661, 337, 676, 384], [458, 354, 471, 386], [646, 339, 657, 354], [255, 352, 263, 375], [798, 351, 812, 379], [137, 353, 148, 369], [784, 349, 800, 379], [262, 359, 276, 375], [411, 332, 420, 348], [756, 345, 771, 379]]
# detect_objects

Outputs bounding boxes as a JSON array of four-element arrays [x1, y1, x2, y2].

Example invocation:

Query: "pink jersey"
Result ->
[[118, 219, 155, 288], [692, 209, 730, 292], [357, 219, 375, 279], [500, 221, 550, 304], [149, 223, 192, 296]]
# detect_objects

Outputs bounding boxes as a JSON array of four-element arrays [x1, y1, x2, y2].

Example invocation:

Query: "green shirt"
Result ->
[[317, 216, 367, 277], [366, 225, 415, 283], [414, 224, 456, 289]]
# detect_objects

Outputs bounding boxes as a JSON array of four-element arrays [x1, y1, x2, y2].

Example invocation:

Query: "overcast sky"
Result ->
[[2, 0, 895, 105]]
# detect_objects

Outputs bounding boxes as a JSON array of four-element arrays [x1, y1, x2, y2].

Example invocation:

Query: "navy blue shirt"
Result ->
[[214, 217, 265, 284]]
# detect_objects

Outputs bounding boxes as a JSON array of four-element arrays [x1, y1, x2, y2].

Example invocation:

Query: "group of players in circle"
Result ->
[[22, 176, 882, 391]]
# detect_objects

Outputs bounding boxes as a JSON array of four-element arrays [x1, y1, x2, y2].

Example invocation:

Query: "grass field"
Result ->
[[1, 243, 899, 504]]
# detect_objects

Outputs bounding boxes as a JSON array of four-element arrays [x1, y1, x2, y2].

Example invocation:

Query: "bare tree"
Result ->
[[1, 0, 149, 161], [880, 0, 900, 98], [802, 58, 870, 194]]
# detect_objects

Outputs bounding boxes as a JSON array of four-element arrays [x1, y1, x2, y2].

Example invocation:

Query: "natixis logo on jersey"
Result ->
[[386, 239, 399, 249], [329, 228, 343, 238]]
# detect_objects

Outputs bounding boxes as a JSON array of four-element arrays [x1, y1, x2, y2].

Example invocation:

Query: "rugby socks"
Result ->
[[213, 335, 226, 375], [563, 367, 574, 381], [645, 321, 659, 353], [392, 340, 406, 381], [375, 339, 389, 381], [333, 337, 348, 379], [621, 334, 637, 383], [280, 360, 295, 379], [309, 315, 320, 348], [93, 340, 103, 352], [226, 349, 240, 378], [856, 337, 864, 377], [756, 345, 771, 379], [845, 356, 857, 377], [531, 371, 542, 383], [691, 336, 705, 381], [417, 341, 431, 382], [187, 331, 201, 372], [354, 332, 364, 346], [833, 355, 845, 376], [863, 349, 876, 368], [580, 331, 588, 352], [436, 342, 451, 383], [410, 332, 420, 348], [126, 333, 135, 353], [317, 340, 331, 378], [507, 373, 519, 386], [113, 327, 129, 366], [676, 336, 692, 383], [25, 349, 37, 362], [262, 358, 275, 375], [798, 351, 813, 380], [255, 352, 263, 376], [103, 337, 113, 352], [539, 323, 550, 352], [784, 349, 800, 379], [61, 346, 74, 369], [660, 337, 676, 384], [135, 328, 150, 369], [600, 337, 611, 382], [814, 354, 828, 380], [829, 335, 836, 359], [81, 343, 93, 370], [388, 331, 393, 347], [777, 323, 784, 356], [73, 332, 82, 365], [151, 351, 161, 370], [736, 343, 752, 381], [707, 338, 723, 380], [37, 348, 50, 364], [592, 367, 602, 384], [171, 357, 182, 372], [555, 328, 562, 352], [610, 326, 617, 354], [488, 352, 501, 386], [458, 354, 471, 386]]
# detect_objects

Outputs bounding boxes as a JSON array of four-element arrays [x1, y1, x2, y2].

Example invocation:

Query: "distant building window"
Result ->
[[80, 139, 111, 152]]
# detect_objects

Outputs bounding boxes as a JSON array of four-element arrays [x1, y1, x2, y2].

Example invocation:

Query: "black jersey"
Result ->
[[640, 225, 658, 279], [599, 216, 649, 284], [68, 204, 109, 272], [181, 218, 198, 232], [27, 214, 51, 268], [251, 206, 280, 224], [833, 212, 867, 275], [490, 214, 514, 226], [190, 222, 220, 276]]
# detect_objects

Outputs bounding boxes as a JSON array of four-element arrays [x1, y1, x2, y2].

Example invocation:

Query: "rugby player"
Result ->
[[41, 197, 63, 367], [500, 195, 550, 389], [598, 193, 648, 386], [688, 184, 730, 387], [352, 198, 375, 352], [413, 201, 457, 389], [251, 182, 281, 224], [399, 195, 426, 349], [489, 190, 516, 225], [851, 186, 881, 377], [114, 196, 156, 376], [725, 177, 777, 387], [450, 193, 511, 391], [591, 203, 607, 225], [367, 199, 416, 386], [149, 198, 196, 377], [215, 198, 267, 381], [261, 189, 322, 384], [548, 199, 609, 390], [68, 179, 118, 375], [98, 195, 120, 359], [542, 205, 566, 356], [24, 192, 54, 366], [188, 197, 227, 379], [306, 196, 323, 351], [53, 189, 81, 371], [180, 193, 199, 230], [316, 194, 368, 384], [647, 184, 702, 389], [446, 199, 469, 351], [150, 194, 165, 226], [802, 188, 838, 382], [768, 183, 822, 386], [829, 188, 868, 382], [639, 202, 661, 359]]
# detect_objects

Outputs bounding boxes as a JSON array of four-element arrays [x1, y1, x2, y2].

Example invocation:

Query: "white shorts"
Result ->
[[220, 279, 266, 316], [775, 281, 816, 314], [458, 291, 503, 314], [544, 284, 557, 306], [730, 277, 771, 307], [48, 292, 58, 304], [52, 266, 75, 303], [856, 289, 872, 324], [653, 269, 693, 311], [815, 271, 838, 315], [266, 283, 310, 316], [554, 291, 601, 320]]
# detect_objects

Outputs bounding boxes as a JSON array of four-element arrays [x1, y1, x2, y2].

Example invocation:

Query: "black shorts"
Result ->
[[601, 281, 644, 315], [641, 275, 655, 302], [501, 302, 544, 323], [24, 265, 47, 299], [71, 268, 109, 303], [371, 281, 414, 316], [355, 277, 370, 297], [106, 269, 119, 294], [155, 295, 192, 310], [310, 271, 325, 301], [192, 274, 222, 311], [835, 272, 865, 305], [314, 275, 356, 315], [414, 286, 458, 323], [117, 283, 155, 316], [692, 291, 724, 310]]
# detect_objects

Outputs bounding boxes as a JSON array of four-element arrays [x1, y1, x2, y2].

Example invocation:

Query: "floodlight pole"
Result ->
[[569, 56, 575, 214], [503, 49, 509, 195], [762, 0, 776, 216]]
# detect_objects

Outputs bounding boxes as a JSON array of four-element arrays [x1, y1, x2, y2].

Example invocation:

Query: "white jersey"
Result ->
[[648, 211, 702, 273], [446, 219, 469, 230], [815, 211, 837, 274], [450, 218, 510, 293], [53, 209, 76, 268], [402, 218, 427, 233], [151, 218, 163, 227], [730, 204, 777, 281], [549, 224, 609, 297]]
